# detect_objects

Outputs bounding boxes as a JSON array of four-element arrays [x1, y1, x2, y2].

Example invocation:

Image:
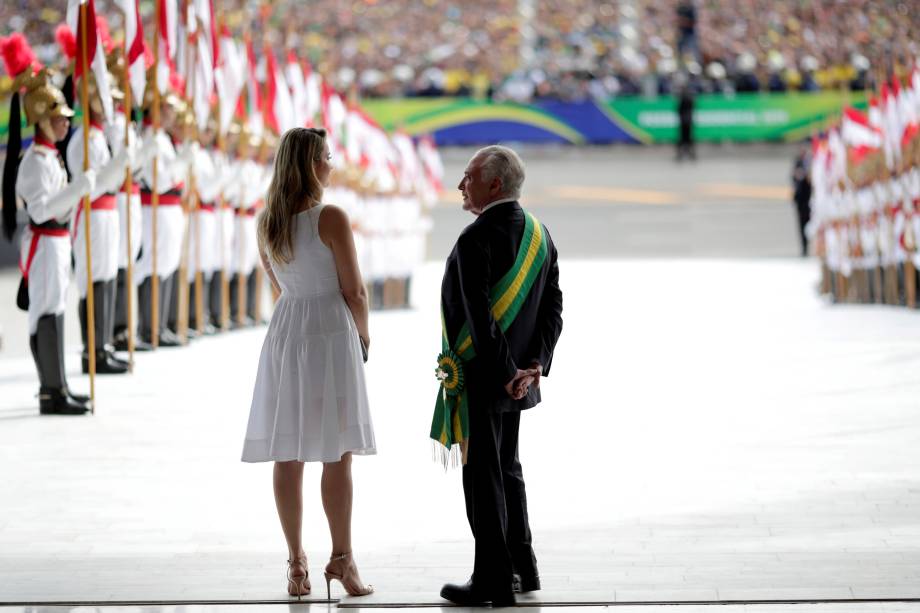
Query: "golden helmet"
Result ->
[[15, 68, 75, 125]]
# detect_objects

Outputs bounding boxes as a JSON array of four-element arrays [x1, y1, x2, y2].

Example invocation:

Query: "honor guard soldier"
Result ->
[[188, 119, 226, 333], [105, 52, 147, 352], [65, 59, 135, 373], [136, 79, 190, 346], [228, 123, 261, 327], [1, 34, 91, 414]]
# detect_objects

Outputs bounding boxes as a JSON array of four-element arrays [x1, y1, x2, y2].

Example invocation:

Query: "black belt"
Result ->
[[29, 218, 69, 231]]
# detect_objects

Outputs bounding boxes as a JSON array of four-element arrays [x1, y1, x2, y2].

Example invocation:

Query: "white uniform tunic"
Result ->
[[187, 147, 224, 281], [106, 111, 143, 269], [215, 151, 237, 276], [16, 140, 84, 334], [137, 126, 187, 280], [67, 123, 121, 296], [229, 157, 262, 276]]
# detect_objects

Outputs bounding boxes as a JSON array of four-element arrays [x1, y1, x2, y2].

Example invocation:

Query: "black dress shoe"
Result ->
[[82, 351, 130, 375], [440, 580, 515, 607], [512, 573, 541, 593], [114, 333, 153, 352], [39, 388, 91, 415], [156, 330, 184, 347]]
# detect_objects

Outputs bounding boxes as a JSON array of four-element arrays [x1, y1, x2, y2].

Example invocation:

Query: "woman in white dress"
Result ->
[[241, 128, 375, 600]]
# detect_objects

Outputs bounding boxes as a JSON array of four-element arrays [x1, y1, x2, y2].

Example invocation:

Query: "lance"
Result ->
[[218, 118, 230, 331], [176, 25, 195, 344], [151, 0, 162, 348], [120, 33, 137, 370], [216, 6, 230, 331], [190, 24, 204, 336], [78, 1, 97, 411]]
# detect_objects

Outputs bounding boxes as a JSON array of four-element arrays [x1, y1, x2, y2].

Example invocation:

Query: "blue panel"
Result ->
[[532, 100, 640, 144], [432, 121, 572, 146]]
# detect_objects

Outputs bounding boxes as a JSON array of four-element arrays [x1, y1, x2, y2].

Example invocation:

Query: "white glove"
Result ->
[[81, 169, 97, 196], [96, 149, 130, 195], [42, 170, 95, 219]]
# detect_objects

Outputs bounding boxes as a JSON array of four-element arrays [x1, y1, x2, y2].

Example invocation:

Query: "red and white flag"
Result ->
[[286, 51, 309, 128], [304, 61, 321, 127], [157, 0, 178, 94], [66, 0, 113, 122], [117, 0, 145, 103], [244, 34, 263, 137], [841, 106, 882, 165], [188, 0, 217, 130], [263, 43, 295, 134], [214, 26, 245, 133]]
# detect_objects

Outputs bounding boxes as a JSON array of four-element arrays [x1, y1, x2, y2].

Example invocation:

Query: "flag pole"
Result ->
[[121, 31, 136, 371], [176, 25, 194, 344], [216, 8, 230, 331], [79, 1, 97, 412], [151, 0, 162, 348]]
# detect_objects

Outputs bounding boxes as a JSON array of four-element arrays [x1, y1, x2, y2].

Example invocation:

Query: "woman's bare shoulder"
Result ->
[[317, 203, 351, 245]]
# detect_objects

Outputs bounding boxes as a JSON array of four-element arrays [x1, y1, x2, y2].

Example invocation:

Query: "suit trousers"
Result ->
[[463, 407, 538, 591]]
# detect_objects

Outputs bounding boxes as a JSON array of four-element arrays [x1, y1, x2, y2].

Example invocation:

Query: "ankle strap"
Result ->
[[329, 551, 352, 561], [288, 555, 307, 564]]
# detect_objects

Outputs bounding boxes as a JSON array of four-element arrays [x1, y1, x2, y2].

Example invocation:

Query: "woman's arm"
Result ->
[[318, 204, 369, 347], [257, 231, 282, 296]]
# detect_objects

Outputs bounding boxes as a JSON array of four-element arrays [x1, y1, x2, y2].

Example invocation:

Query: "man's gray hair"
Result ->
[[475, 145, 526, 200]]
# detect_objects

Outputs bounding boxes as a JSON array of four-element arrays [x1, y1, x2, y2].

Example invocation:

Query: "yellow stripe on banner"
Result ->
[[457, 335, 473, 356], [452, 404, 463, 441], [492, 219, 543, 321]]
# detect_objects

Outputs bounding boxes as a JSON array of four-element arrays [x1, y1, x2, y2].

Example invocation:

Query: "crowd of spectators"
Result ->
[[2, 0, 918, 102]]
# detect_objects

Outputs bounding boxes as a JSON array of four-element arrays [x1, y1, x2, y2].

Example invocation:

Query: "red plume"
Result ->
[[96, 15, 115, 54], [0, 33, 39, 78], [169, 69, 185, 96], [143, 40, 154, 69], [55, 25, 77, 61]]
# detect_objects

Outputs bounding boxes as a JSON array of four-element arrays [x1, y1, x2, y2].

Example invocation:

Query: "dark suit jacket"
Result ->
[[441, 201, 563, 413]]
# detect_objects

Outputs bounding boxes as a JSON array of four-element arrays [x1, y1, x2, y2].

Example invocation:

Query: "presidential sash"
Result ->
[[430, 210, 548, 466]]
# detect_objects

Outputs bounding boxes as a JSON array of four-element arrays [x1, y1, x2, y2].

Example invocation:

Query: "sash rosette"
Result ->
[[430, 210, 548, 466]]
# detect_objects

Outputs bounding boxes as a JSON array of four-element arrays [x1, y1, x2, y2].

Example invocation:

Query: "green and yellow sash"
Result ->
[[430, 210, 548, 466]]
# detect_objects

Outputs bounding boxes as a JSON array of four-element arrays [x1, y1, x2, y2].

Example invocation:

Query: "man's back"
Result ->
[[441, 200, 562, 412]]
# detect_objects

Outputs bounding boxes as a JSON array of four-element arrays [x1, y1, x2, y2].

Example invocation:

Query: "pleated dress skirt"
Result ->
[[241, 288, 376, 463]]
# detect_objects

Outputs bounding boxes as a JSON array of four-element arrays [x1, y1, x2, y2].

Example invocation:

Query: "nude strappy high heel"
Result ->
[[287, 555, 311, 599], [324, 551, 373, 599]]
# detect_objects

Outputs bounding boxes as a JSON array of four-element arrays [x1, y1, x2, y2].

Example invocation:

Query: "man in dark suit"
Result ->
[[439, 146, 563, 606]]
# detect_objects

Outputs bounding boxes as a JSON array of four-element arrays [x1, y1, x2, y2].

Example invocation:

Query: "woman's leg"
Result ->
[[274, 460, 306, 559], [321, 452, 353, 553], [321, 453, 372, 595]]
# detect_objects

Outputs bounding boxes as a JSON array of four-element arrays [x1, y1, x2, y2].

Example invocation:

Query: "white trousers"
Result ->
[[21, 230, 71, 334], [136, 204, 185, 280]]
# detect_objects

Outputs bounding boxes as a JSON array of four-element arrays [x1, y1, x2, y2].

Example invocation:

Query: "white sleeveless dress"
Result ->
[[241, 204, 376, 463]]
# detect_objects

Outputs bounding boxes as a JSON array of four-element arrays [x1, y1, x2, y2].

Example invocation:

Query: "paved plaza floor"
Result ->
[[2, 258, 920, 612]]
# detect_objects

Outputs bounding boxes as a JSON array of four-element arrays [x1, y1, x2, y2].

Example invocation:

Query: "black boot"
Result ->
[[114, 267, 128, 342], [105, 279, 130, 366], [33, 315, 90, 415], [190, 275, 216, 334], [229, 274, 251, 328], [55, 314, 91, 403], [246, 270, 259, 324], [137, 275, 153, 344], [81, 281, 128, 374], [209, 270, 225, 329], [157, 273, 182, 347], [166, 270, 179, 334], [372, 281, 384, 310]]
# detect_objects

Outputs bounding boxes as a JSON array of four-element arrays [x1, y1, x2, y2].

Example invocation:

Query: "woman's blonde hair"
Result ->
[[259, 127, 327, 264]]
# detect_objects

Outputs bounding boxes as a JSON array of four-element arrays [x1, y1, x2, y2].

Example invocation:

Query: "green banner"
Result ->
[[604, 92, 868, 143]]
